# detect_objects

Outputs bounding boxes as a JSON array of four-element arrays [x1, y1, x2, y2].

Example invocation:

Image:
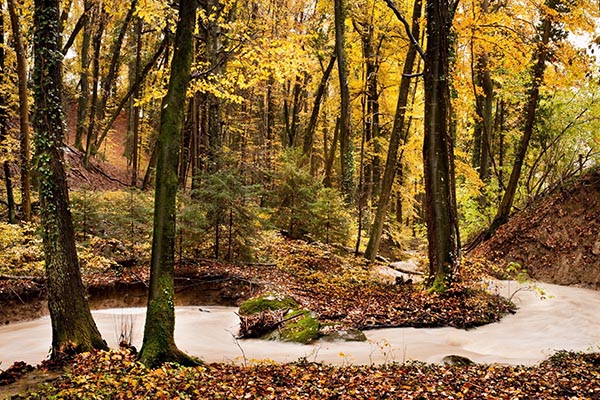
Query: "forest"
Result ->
[[0, 0, 600, 397]]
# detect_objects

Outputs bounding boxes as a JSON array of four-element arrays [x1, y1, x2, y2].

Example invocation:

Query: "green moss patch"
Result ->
[[264, 309, 319, 344], [238, 293, 298, 316]]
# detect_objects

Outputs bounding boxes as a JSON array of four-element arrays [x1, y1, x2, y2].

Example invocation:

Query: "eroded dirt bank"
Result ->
[[471, 170, 600, 289], [0, 269, 259, 326]]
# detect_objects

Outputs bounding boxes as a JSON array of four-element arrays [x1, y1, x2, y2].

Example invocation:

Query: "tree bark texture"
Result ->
[[423, 0, 460, 291], [33, 0, 106, 357], [138, 0, 199, 368]]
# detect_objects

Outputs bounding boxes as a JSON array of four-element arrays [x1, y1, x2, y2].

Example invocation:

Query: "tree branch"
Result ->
[[382, 0, 425, 60]]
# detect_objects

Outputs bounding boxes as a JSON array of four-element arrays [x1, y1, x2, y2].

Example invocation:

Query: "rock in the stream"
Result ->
[[442, 355, 475, 366], [321, 328, 367, 342], [263, 310, 320, 344], [238, 293, 298, 316]]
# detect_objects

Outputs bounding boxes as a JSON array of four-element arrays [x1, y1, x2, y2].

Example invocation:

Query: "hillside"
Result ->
[[471, 170, 600, 289]]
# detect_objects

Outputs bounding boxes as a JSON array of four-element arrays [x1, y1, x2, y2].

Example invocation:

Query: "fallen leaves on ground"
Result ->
[[178, 235, 515, 331], [0, 362, 33, 386], [12, 349, 600, 399]]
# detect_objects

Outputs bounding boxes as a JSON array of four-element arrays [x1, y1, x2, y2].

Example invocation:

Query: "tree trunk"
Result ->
[[141, 140, 158, 191], [302, 54, 336, 168], [74, 0, 91, 150], [470, 0, 493, 182], [138, 0, 200, 368], [179, 94, 197, 189], [487, 15, 552, 237], [96, 0, 138, 130], [130, 18, 143, 187], [423, 0, 460, 291], [0, 7, 15, 224], [7, 0, 32, 222], [353, 17, 382, 203], [323, 117, 340, 188], [334, 0, 355, 203], [32, 0, 107, 358], [365, 0, 423, 261], [286, 74, 306, 148], [203, 0, 225, 173], [83, 6, 106, 166], [95, 37, 168, 153]]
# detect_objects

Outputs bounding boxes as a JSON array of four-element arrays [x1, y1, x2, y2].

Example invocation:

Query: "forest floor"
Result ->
[[1, 233, 599, 398], [1, 144, 600, 397]]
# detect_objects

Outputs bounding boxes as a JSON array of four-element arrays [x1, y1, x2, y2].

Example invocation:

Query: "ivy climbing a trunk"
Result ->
[[138, 0, 200, 368], [32, 0, 107, 358]]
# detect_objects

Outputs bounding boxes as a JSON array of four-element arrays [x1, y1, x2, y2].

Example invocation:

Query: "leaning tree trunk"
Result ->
[[138, 0, 200, 368], [83, 6, 106, 167], [32, 0, 106, 358], [423, 0, 460, 291], [7, 0, 32, 222], [74, 0, 91, 150], [487, 16, 551, 238], [365, 0, 423, 261], [302, 53, 336, 169]]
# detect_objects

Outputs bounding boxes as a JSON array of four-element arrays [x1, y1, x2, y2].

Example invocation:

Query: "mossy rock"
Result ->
[[264, 310, 320, 344], [238, 293, 298, 316]]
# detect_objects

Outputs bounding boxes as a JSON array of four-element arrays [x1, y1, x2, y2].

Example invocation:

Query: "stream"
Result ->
[[1, 280, 599, 367]]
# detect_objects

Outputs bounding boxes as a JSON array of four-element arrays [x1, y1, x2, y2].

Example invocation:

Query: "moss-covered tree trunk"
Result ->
[[423, 0, 460, 292], [138, 0, 199, 368], [32, 0, 107, 358]]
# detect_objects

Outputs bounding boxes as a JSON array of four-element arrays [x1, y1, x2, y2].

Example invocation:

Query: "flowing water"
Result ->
[[1, 281, 599, 367]]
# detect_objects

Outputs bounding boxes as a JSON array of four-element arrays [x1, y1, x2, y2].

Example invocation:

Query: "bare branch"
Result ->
[[382, 0, 425, 60]]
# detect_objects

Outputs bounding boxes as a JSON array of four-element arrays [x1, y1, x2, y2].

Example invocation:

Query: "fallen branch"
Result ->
[[245, 262, 277, 267], [237, 309, 305, 339], [0, 275, 45, 283]]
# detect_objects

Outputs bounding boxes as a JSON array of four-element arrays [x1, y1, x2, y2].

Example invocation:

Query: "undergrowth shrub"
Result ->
[[270, 150, 351, 245], [70, 188, 154, 262], [184, 167, 263, 261], [71, 188, 154, 242], [0, 222, 44, 275]]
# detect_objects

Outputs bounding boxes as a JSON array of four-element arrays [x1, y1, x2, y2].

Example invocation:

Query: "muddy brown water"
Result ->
[[1, 280, 599, 369]]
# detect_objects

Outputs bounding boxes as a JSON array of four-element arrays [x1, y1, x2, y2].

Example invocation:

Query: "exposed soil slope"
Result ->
[[472, 170, 600, 289]]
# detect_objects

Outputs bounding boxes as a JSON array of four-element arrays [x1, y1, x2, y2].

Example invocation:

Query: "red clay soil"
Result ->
[[471, 170, 600, 289]]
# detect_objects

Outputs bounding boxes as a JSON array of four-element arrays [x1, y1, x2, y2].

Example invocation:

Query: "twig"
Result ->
[[9, 286, 25, 304], [227, 330, 247, 367], [129, 270, 149, 288]]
